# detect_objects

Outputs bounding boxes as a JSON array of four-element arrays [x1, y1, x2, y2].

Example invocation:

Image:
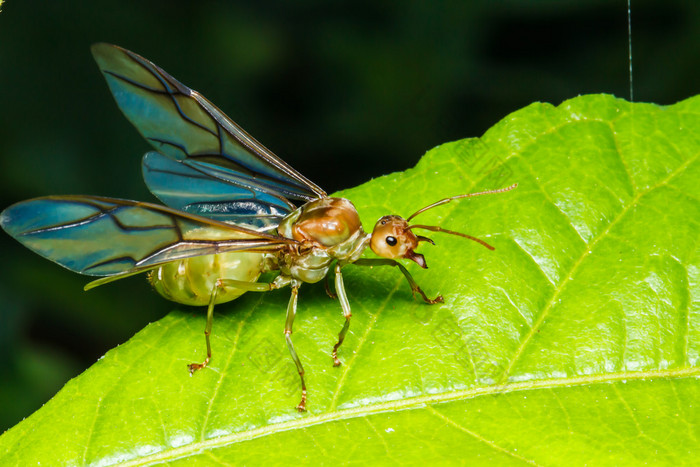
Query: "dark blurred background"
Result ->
[[0, 0, 698, 431]]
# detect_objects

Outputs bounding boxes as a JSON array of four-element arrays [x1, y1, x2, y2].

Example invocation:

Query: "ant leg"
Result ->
[[284, 282, 307, 412], [188, 280, 220, 374], [331, 263, 352, 367], [217, 278, 285, 292], [353, 258, 444, 304], [324, 268, 337, 300], [188, 277, 289, 374]]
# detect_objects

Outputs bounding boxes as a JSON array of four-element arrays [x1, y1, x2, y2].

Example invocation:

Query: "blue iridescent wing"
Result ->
[[141, 148, 299, 230], [141, 151, 289, 231], [0, 195, 293, 277], [91, 43, 325, 224]]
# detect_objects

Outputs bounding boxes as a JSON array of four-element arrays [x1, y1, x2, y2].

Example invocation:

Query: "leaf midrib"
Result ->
[[115, 366, 700, 467]]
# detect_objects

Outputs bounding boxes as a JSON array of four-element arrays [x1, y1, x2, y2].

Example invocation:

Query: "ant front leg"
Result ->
[[332, 263, 352, 367], [353, 258, 444, 304]]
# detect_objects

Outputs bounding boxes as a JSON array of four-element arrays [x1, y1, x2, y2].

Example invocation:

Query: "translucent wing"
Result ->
[[0, 195, 293, 277], [142, 152, 290, 231], [91, 43, 325, 222]]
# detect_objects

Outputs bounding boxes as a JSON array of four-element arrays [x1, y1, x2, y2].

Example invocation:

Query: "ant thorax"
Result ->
[[276, 197, 369, 283]]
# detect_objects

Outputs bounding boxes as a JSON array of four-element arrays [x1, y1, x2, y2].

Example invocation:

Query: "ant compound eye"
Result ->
[[385, 236, 397, 246]]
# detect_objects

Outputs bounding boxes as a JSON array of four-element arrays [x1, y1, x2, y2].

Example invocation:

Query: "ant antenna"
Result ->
[[406, 183, 518, 221]]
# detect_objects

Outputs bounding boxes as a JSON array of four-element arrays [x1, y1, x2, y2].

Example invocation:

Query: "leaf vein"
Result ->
[[495, 148, 700, 384], [199, 299, 261, 440], [329, 278, 403, 410], [425, 405, 542, 466]]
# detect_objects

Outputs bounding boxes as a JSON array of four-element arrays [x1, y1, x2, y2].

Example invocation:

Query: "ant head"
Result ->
[[369, 215, 430, 268], [369, 183, 518, 268]]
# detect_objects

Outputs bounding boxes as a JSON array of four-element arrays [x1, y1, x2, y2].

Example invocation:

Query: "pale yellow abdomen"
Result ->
[[149, 251, 265, 306]]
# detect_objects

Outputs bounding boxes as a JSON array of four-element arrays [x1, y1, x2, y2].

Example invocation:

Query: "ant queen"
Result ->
[[1, 44, 516, 411]]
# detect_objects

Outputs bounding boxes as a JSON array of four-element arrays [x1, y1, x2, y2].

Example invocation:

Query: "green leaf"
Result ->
[[2, 94, 699, 465]]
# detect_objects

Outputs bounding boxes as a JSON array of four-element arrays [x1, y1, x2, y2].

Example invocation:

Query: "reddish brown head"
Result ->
[[369, 183, 517, 268], [370, 215, 430, 267]]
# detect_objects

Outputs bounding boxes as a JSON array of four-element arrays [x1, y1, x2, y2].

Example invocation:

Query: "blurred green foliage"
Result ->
[[0, 0, 699, 433]]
